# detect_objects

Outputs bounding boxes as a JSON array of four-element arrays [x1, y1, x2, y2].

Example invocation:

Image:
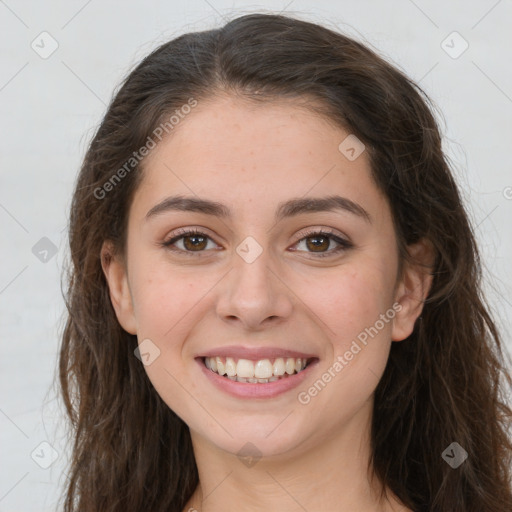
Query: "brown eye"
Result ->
[[293, 230, 353, 258], [305, 234, 330, 252], [182, 234, 208, 251], [162, 228, 352, 258], [162, 229, 218, 255]]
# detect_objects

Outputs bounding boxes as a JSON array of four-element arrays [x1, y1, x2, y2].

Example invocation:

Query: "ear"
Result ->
[[392, 238, 435, 342], [100, 241, 137, 335]]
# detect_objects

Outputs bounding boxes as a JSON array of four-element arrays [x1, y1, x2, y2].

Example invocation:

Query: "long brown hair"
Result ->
[[59, 13, 512, 511]]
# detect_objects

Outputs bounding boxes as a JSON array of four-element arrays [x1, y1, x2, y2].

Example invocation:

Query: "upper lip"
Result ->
[[197, 346, 318, 361]]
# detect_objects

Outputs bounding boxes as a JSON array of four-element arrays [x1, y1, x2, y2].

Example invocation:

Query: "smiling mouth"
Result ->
[[202, 356, 316, 383]]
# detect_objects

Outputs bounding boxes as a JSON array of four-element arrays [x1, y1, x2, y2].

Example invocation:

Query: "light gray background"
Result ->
[[1, 1, 511, 510]]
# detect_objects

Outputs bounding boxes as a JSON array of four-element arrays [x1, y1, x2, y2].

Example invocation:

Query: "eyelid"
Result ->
[[162, 226, 353, 257], [289, 227, 353, 258], [294, 226, 349, 243], [162, 227, 221, 252]]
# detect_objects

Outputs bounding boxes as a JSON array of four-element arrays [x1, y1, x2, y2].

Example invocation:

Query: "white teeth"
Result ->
[[273, 358, 285, 376], [236, 359, 255, 378], [236, 376, 274, 383], [216, 357, 225, 376], [254, 359, 273, 379], [225, 357, 236, 377], [285, 358, 296, 374], [204, 355, 310, 380]]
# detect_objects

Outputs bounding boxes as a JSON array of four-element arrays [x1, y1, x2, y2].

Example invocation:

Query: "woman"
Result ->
[[59, 12, 512, 512]]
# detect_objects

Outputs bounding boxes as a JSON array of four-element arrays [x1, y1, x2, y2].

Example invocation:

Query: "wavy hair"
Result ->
[[58, 13, 512, 511]]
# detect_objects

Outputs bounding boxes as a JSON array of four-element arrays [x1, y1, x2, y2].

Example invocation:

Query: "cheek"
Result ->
[[305, 258, 396, 376], [128, 266, 212, 416], [295, 265, 396, 417], [128, 256, 227, 379], [315, 266, 393, 331], [132, 269, 206, 340]]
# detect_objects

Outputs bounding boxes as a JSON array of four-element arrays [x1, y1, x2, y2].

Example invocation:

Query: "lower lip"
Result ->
[[196, 358, 319, 399]]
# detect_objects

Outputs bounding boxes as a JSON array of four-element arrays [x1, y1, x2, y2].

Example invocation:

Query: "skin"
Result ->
[[102, 94, 433, 511]]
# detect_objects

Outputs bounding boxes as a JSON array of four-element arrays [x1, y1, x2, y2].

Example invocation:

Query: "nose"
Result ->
[[216, 247, 294, 331]]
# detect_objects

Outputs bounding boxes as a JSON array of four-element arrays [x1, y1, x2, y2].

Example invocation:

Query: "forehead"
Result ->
[[131, 95, 389, 223]]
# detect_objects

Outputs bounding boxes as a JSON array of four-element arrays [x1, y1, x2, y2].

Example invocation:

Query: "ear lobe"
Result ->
[[100, 241, 137, 335], [391, 238, 435, 342]]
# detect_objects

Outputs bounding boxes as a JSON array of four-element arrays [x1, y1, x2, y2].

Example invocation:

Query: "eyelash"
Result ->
[[161, 228, 353, 258]]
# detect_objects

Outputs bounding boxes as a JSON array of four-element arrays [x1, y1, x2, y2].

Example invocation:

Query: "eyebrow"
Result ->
[[145, 194, 371, 223]]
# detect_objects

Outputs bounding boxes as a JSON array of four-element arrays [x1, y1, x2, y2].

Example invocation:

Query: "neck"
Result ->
[[183, 400, 409, 512]]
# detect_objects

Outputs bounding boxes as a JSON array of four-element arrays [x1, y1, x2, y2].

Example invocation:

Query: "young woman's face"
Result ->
[[104, 95, 427, 458]]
